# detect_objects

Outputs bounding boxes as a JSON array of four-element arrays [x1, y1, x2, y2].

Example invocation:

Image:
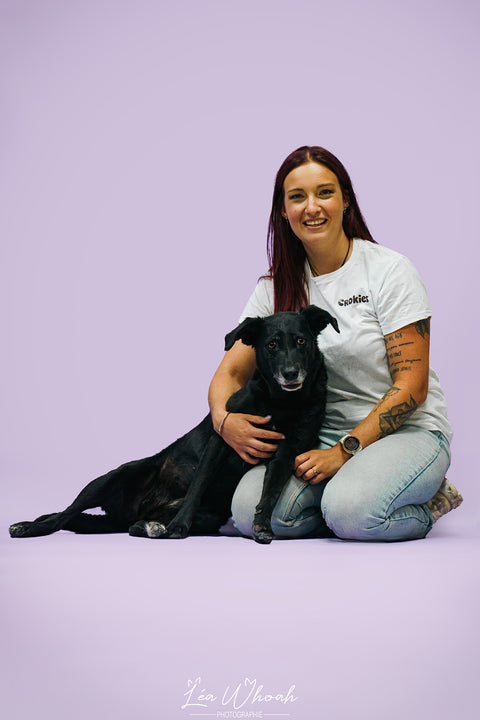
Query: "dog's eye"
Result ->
[[268, 340, 277, 350], [297, 337, 306, 345]]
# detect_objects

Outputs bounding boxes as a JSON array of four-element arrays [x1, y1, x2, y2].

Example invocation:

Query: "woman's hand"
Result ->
[[294, 444, 348, 484], [220, 413, 285, 465]]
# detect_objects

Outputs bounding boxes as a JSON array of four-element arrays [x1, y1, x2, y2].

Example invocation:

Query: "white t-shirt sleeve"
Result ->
[[374, 255, 432, 335], [239, 277, 275, 322]]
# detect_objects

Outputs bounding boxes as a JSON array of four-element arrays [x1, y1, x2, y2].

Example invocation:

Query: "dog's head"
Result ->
[[224, 306, 339, 393]]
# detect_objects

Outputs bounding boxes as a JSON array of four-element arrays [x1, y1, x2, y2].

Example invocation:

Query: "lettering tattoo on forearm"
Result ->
[[378, 394, 418, 437]]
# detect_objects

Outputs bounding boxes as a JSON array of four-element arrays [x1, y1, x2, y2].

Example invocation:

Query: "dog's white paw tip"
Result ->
[[9, 522, 30, 538], [145, 522, 167, 538]]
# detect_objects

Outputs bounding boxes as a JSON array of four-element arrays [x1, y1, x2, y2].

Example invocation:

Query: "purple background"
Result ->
[[1, 1, 479, 718]]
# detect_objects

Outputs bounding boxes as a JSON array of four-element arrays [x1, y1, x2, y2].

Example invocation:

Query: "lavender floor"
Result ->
[[2, 507, 478, 720]]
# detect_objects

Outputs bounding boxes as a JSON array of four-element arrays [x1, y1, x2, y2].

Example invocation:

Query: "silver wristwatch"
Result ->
[[340, 434, 363, 456]]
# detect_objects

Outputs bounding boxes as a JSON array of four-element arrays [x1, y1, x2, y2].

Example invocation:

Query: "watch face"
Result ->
[[344, 436, 360, 452]]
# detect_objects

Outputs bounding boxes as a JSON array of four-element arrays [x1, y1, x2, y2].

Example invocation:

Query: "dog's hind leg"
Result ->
[[63, 513, 127, 534], [9, 513, 65, 538], [11, 511, 120, 535], [9, 469, 126, 538], [9, 512, 125, 537]]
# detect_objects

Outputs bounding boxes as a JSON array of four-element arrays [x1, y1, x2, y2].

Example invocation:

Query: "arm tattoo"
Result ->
[[414, 319, 430, 339], [386, 328, 424, 381], [373, 386, 401, 413], [378, 394, 418, 437]]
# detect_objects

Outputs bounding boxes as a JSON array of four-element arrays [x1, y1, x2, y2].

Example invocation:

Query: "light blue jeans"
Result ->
[[231, 426, 451, 541]]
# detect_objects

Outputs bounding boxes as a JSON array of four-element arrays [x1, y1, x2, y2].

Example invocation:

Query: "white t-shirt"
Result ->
[[239, 238, 452, 442]]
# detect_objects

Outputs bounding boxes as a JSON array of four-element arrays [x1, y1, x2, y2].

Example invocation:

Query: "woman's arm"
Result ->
[[208, 340, 285, 464], [294, 319, 431, 482]]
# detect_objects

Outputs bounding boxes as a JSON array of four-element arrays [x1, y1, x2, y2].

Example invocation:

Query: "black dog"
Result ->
[[9, 306, 339, 544]]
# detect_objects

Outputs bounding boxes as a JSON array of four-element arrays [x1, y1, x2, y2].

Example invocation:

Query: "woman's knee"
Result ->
[[232, 465, 323, 538], [232, 468, 326, 539], [231, 465, 266, 538], [321, 479, 375, 539], [230, 466, 303, 538], [321, 468, 440, 541]]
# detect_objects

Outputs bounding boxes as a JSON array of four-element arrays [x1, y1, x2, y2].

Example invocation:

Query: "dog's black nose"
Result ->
[[282, 368, 299, 382]]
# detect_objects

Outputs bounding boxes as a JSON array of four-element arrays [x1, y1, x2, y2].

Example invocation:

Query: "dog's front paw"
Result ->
[[129, 521, 168, 539], [253, 522, 275, 544], [166, 522, 190, 539]]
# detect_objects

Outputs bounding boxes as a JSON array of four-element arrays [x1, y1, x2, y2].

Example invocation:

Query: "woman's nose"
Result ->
[[306, 195, 321, 213]]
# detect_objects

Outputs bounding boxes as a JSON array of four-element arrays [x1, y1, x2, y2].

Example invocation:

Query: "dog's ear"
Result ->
[[224, 316, 264, 351], [299, 305, 340, 335]]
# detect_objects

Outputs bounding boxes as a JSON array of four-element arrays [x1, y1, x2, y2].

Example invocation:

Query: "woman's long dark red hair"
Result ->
[[267, 146, 375, 312]]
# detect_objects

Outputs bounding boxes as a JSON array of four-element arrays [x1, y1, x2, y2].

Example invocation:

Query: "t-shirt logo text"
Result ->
[[338, 294, 369, 307]]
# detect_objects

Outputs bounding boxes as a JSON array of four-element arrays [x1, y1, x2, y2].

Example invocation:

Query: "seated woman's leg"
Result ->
[[231, 464, 329, 539], [321, 427, 451, 541]]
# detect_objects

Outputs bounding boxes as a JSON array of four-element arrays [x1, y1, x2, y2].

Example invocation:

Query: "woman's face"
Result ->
[[281, 162, 348, 252]]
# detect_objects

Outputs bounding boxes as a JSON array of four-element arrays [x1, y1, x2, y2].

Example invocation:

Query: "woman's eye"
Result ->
[[319, 189, 333, 196], [297, 337, 306, 345]]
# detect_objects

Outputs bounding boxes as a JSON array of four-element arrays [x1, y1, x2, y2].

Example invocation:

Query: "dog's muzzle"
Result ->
[[275, 368, 306, 392], [281, 382, 303, 392]]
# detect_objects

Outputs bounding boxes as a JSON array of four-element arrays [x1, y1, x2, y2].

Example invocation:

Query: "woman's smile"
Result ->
[[304, 219, 327, 227]]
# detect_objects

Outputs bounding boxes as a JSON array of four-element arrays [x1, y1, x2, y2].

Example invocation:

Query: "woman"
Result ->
[[208, 146, 461, 541]]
